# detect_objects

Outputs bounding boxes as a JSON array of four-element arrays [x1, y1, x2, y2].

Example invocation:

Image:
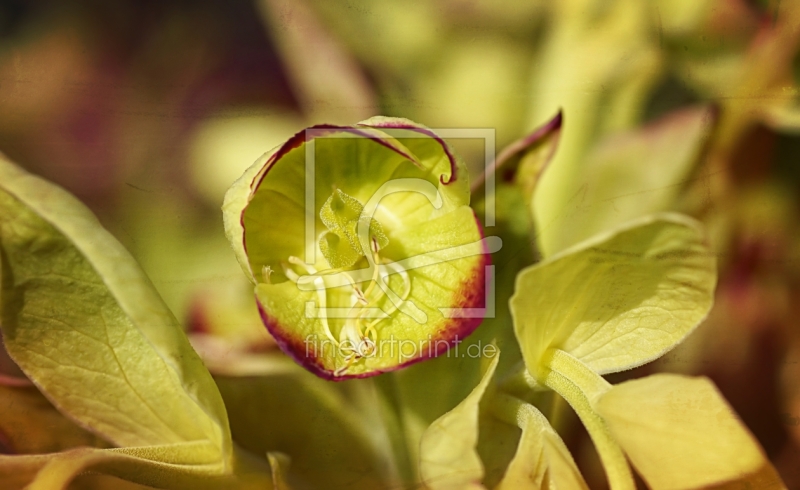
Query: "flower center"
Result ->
[[279, 188, 412, 376], [318, 188, 389, 269]]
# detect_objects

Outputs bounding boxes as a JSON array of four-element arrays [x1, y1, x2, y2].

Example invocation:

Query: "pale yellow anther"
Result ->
[[262, 265, 273, 284]]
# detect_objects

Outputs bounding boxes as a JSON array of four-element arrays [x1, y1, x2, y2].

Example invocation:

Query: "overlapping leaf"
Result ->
[[596, 374, 787, 490], [495, 402, 588, 490], [511, 214, 716, 380], [419, 354, 499, 490], [0, 155, 268, 488]]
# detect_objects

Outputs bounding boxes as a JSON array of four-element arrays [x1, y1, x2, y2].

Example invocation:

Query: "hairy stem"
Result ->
[[543, 349, 634, 490]]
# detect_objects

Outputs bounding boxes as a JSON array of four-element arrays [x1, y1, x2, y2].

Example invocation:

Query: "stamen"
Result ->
[[358, 336, 376, 357], [354, 286, 368, 305], [334, 354, 357, 377], [285, 256, 339, 343], [367, 259, 412, 330], [364, 323, 378, 343], [361, 241, 382, 300], [288, 256, 318, 274], [261, 265, 273, 284], [281, 262, 300, 283]]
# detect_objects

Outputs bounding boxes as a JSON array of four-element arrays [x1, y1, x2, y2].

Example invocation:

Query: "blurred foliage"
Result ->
[[0, 0, 799, 488]]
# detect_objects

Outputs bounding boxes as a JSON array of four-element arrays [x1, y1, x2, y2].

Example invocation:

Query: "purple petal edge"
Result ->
[[241, 123, 423, 259], [471, 110, 563, 193], [357, 120, 461, 186]]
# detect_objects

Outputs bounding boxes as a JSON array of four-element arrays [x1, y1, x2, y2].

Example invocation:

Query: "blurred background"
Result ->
[[1, 0, 800, 488]]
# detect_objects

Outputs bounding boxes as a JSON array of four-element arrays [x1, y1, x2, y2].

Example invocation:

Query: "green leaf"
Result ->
[[216, 373, 397, 490], [495, 403, 588, 490], [0, 443, 271, 490], [256, 0, 378, 124], [595, 374, 787, 490], [419, 353, 499, 490], [511, 214, 716, 381], [534, 106, 713, 256], [0, 156, 247, 486], [527, 0, 663, 257]]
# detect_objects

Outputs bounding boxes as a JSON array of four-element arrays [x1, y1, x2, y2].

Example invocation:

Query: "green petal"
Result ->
[[255, 205, 487, 378], [358, 116, 470, 208], [226, 124, 426, 281], [419, 353, 498, 490], [596, 374, 786, 490], [224, 118, 490, 379], [511, 214, 716, 380], [223, 145, 285, 284]]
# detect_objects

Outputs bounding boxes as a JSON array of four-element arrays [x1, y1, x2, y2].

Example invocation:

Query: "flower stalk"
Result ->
[[542, 349, 633, 490]]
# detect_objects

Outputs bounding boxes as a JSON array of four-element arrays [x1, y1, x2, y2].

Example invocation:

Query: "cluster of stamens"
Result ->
[[280, 236, 412, 376]]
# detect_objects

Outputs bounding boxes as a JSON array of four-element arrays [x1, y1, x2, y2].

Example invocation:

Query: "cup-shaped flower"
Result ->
[[223, 117, 492, 380]]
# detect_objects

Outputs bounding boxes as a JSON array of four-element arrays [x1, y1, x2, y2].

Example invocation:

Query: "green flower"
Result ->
[[223, 117, 493, 380]]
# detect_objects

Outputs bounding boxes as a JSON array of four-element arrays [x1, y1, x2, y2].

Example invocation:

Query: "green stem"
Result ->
[[374, 373, 415, 486], [490, 392, 545, 430], [543, 349, 634, 490]]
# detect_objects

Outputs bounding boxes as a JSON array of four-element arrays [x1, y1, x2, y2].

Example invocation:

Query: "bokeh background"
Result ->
[[1, 0, 799, 488]]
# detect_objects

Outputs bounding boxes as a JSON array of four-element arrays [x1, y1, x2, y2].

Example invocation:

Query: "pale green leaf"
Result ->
[[0, 157, 230, 464], [216, 373, 396, 490], [528, 0, 663, 258], [256, 0, 377, 124], [0, 443, 272, 490], [419, 354, 499, 490], [536, 106, 713, 255], [511, 214, 716, 380], [596, 374, 787, 490], [495, 404, 588, 490]]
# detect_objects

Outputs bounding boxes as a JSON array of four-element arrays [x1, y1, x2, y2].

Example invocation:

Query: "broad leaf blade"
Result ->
[[419, 354, 498, 490], [596, 374, 787, 490], [216, 373, 395, 490], [0, 157, 229, 459], [538, 106, 713, 254], [511, 214, 716, 378], [496, 405, 588, 490], [0, 442, 265, 490], [528, 0, 663, 258]]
